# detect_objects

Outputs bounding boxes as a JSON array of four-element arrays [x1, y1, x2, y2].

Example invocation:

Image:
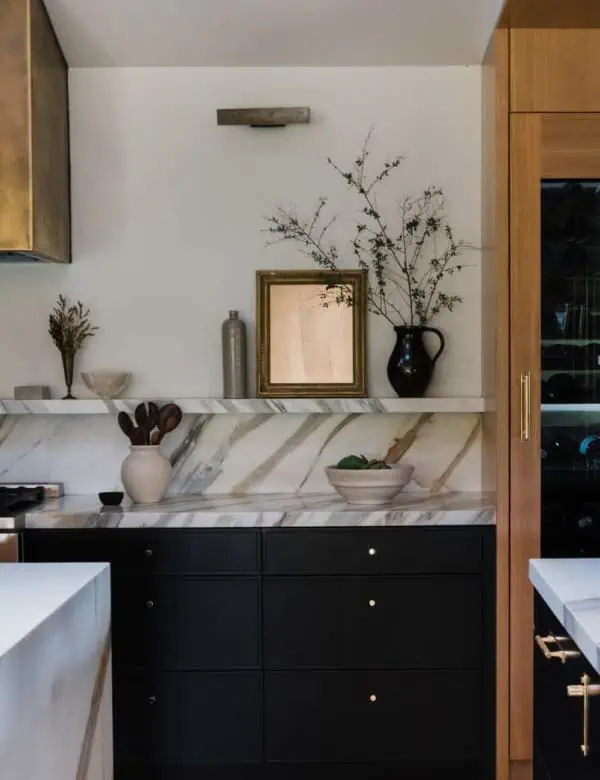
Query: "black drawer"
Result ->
[[263, 575, 482, 669], [23, 529, 259, 574], [263, 527, 483, 575], [114, 576, 260, 670], [265, 670, 482, 763], [114, 670, 262, 766]]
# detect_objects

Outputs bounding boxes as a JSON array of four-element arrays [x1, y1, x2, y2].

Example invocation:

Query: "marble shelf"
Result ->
[[0, 396, 487, 415]]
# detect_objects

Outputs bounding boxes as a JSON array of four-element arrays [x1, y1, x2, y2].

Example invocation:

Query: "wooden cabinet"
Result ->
[[22, 526, 495, 779], [507, 113, 600, 765], [484, 22, 600, 773]]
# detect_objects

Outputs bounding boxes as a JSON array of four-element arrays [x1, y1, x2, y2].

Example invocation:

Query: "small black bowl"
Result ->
[[98, 491, 124, 507]]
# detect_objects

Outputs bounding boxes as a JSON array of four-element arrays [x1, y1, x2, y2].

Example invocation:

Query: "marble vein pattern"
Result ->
[[530, 559, 600, 674], [0, 411, 483, 496], [0, 563, 112, 780], [0, 397, 486, 415], [23, 491, 495, 529]]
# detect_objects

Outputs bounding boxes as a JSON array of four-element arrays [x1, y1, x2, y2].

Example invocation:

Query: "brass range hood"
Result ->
[[0, 0, 70, 263]]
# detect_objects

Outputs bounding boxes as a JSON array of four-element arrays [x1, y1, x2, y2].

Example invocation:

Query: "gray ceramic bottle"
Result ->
[[221, 310, 247, 398]]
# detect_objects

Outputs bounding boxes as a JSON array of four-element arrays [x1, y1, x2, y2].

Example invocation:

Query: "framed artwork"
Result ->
[[256, 270, 367, 397]]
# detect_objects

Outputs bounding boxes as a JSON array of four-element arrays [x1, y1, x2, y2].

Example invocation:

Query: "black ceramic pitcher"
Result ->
[[386, 326, 445, 397]]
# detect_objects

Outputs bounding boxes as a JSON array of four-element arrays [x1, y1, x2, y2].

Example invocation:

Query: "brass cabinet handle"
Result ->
[[568, 674, 600, 756], [520, 371, 531, 442], [535, 634, 581, 663]]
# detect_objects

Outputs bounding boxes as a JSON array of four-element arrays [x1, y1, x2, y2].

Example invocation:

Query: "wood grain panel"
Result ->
[[510, 759, 533, 780], [509, 113, 542, 762], [0, 0, 31, 251], [482, 27, 510, 780], [501, 0, 600, 28], [29, 0, 70, 262], [511, 29, 600, 113], [541, 114, 600, 178]]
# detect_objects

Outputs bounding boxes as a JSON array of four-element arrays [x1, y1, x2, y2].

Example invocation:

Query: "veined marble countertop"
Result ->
[[18, 491, 495, 529], [0, 563, 112, 780], [0, 563, 108, 657], [530, 559, 600, 674]]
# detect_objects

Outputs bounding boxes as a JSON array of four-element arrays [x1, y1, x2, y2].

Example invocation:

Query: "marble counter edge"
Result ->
[[530, 559, 600, 674], [18, 491, 496, 529]]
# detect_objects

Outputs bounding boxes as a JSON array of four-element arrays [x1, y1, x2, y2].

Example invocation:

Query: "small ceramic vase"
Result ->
[[121, 445, 172, 504]]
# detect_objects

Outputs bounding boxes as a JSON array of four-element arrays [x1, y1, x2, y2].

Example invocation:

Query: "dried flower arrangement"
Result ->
[[48, 295, 98, 399]]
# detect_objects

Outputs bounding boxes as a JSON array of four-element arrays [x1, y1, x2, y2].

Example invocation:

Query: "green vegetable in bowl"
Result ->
[[334, 454, 391, 470]]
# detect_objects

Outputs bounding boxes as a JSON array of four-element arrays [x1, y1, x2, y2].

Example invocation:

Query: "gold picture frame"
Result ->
[[256, 270, 367, 397]]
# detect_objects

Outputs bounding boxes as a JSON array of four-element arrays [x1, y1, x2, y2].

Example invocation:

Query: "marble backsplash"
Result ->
[[0, 412, 482, 496]]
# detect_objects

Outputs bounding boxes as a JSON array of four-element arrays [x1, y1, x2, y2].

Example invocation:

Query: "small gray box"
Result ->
[[14, 385, 52, 400]]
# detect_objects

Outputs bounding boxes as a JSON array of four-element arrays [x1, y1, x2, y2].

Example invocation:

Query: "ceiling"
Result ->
[[43, 0, 505, 67]]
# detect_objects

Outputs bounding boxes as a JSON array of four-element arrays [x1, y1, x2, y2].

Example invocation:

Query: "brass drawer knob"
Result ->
[[369, 694, 377, 702], [144, 548, 153, 558], [146, 600, 155, 609], [368, 547, 377, 557], [368, 599, 376, 608], [148, 695, 157, 705]]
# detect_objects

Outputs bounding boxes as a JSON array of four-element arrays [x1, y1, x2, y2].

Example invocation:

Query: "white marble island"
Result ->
[[530, 558, 600, 674], [0, 564, 112, 780]]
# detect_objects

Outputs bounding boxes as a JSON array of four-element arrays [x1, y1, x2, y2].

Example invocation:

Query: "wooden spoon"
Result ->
[[148, 402, 160, 436], [155, 403, 183, 444], [117, 412, 136, 444], [130, 427, 146, 446]]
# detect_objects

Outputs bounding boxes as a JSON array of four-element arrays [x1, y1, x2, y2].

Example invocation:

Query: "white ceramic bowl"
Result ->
[[325, 463, 414, 505], [81, 371, 131, 399]]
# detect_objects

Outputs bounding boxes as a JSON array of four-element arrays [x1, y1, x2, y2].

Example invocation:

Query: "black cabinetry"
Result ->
[[535, 595, 600, 779], [23, 525, 495, 780]]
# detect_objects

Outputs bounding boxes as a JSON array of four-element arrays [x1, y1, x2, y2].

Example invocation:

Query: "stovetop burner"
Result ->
[[0, 486, 48, 518]]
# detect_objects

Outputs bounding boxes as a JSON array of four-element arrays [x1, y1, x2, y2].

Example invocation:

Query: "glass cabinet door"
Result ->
[[541, 180, 600, 556]]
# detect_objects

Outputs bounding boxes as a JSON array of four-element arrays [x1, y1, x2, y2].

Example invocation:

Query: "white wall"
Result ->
[[0, 66, 481, 399]]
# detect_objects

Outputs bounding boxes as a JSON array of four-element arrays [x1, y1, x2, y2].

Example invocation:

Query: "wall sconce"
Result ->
[[216, 107, 310, 128]]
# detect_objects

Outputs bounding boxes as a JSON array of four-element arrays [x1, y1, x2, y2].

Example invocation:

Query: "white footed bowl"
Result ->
[[325, 463, 415, 505], [81, 371, 131, 399]]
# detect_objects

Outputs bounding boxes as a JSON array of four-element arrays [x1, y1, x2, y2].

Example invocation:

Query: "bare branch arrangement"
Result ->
[[265, 132, 472, 327]]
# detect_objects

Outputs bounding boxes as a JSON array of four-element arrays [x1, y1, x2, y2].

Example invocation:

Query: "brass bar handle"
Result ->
[[520, 371, 531, 442], [535, 634, 581, 663], [567, 674, 600, 757]]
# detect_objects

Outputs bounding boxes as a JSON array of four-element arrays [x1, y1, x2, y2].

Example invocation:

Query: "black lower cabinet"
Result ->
[[113, 576, 260, 670], [263, 575, 482, 669], [22, 526, 495, 780], [265, 670, 482, 762], [535, 596, 600, 779], [114, 671, 262, 774]]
